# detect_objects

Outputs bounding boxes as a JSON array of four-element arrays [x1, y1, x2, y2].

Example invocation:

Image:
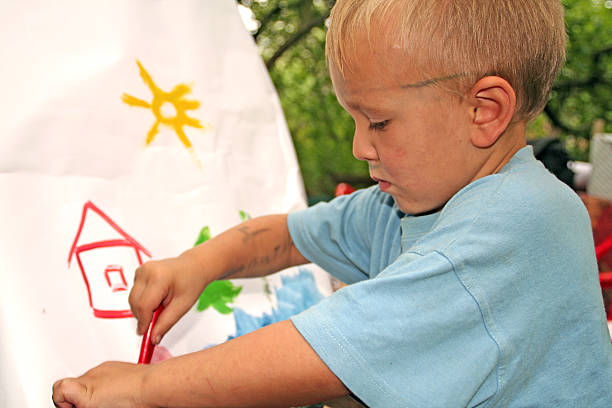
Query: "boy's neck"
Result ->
[[474, 122, 527, 180]]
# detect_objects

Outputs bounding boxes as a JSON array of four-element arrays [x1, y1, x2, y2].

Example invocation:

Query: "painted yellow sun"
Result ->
[[122, 60, 208, 166]]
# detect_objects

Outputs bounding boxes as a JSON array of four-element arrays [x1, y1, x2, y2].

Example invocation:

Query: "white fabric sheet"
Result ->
[[0, 1, 331, 406]]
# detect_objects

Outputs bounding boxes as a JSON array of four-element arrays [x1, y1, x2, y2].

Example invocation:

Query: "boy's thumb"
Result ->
[[52, 378, 88, 408]]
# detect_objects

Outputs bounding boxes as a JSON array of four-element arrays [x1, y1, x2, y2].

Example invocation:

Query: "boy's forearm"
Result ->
[[180, 214, 308, 282], [142, 320, 348, 407]]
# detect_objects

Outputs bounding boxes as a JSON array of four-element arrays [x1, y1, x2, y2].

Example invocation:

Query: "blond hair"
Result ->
[[326, 0, 566, 121]]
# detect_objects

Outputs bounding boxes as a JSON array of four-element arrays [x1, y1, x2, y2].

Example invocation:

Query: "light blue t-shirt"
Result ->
[[288, 147, 612, 407]]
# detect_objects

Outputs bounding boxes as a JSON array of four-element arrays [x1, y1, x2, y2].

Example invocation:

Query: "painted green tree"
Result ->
[[238, 0, 611, 197], [193, 225, 243, 314], [196, 280, 243, 314]]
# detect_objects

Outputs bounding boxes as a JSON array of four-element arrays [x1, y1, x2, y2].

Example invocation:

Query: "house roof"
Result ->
[[68, 201, 151, 265]]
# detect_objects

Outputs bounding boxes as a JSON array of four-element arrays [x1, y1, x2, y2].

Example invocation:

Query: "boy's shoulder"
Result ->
[[444, 146, 587, 226], [411, 146, 592, 258]]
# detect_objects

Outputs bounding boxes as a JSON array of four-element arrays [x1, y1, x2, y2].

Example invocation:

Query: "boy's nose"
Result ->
[[352, 128, 377, 162]]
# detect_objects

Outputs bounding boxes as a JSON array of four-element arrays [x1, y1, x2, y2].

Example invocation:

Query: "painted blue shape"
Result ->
[[228, 268, 324, 340]]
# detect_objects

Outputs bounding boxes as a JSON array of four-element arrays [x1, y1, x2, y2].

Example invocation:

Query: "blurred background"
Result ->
[[235, 0, 611, 204]]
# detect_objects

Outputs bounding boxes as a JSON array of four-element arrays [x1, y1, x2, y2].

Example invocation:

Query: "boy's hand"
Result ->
[[52, 361, 151, 408], [129, 253, 208, 344], [129, 214, 304, 345]]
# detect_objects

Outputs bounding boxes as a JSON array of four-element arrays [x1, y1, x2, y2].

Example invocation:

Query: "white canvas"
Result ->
[[0, 1, 331, 406]]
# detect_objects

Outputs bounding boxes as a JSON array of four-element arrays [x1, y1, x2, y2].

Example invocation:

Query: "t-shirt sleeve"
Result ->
[[290, 251, 499, 408], [288, 187, 383, 284]]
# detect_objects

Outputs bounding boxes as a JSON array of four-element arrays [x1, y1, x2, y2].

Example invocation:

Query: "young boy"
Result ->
[[53, 1, 612, 407]]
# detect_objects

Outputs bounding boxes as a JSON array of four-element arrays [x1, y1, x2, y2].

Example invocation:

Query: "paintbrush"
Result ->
[[137, 306, 164, 364]]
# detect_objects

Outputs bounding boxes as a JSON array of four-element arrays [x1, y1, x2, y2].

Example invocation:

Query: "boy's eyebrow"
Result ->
[[345, 101, 389, 116], [401, 73, 470, 88], [340, 73, 471, 113]]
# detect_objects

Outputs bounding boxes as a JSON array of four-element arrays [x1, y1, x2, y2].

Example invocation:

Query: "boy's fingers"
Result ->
[[151, 298, 193, 344], [52, 378, 87, 408], [132, 286, 167, 336], [128, 283, 143, 320], [136, 304, 158, 336], [129, 273, 168, 335], [130, 263, 175, 335], [129, 265, 150, 322]]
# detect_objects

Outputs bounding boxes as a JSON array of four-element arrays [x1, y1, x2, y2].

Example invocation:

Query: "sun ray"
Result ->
[[183, 117, 204, 129], [121, 93, 151, 108], [168, 84, 191, 100], [175, 99, 200, 110], [174, 125, 193, 149], [146, 121, 160, 146], [136, 60, 160, 94]]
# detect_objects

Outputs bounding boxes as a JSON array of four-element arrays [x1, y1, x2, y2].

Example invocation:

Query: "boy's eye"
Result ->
[[369, 120, 389, 131]]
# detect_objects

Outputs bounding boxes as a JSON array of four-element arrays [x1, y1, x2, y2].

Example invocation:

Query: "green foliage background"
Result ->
[[239, 0, 611, 200]]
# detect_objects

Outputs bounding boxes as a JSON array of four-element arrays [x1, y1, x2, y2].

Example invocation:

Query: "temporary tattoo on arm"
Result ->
[[228, 225, 294, 276], [237, 226, 270, 243]]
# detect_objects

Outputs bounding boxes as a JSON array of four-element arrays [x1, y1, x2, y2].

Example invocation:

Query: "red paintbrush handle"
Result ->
[[138, 306, 163, 364]]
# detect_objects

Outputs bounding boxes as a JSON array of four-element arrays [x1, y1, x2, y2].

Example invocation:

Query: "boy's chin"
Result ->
[[395, 197, 443, 216]]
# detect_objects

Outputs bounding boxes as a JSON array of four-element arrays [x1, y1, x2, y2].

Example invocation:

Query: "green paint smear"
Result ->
[[193, 225, 243, 314], [196, 280, 243, 314], [194, 226, 211, 246], [239, 210, 251, 222]]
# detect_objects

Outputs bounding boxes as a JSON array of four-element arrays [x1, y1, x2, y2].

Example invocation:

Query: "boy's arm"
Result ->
[[52, 213, 351, 407], [145, 320, 348, 407], [129, 214, 309, 342], [52, 320, 349, 408]]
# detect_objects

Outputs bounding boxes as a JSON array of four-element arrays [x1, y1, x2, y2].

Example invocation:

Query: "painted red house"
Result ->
[[68, 201, 151, 318]]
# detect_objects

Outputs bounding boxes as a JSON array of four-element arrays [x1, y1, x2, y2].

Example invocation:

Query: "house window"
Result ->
[[104, 265, 128, 292]]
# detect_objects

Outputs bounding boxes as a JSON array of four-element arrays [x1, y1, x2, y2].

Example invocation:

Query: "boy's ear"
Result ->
[[468, 76, 516, 148]]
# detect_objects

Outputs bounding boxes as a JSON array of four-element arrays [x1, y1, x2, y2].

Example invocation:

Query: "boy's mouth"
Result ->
[[371, 176, 391, 192]]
